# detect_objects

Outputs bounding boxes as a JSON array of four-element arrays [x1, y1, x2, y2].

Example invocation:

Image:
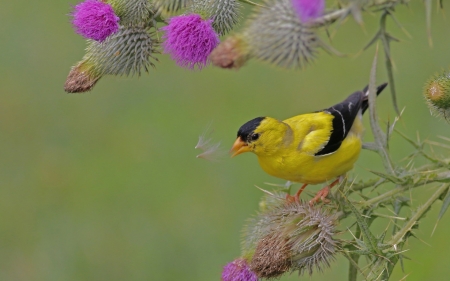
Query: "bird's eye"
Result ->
[[250, 133, 260, 141]]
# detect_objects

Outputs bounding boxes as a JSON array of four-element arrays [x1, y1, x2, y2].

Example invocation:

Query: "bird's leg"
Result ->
[[286, 183, 308, 204], [309, 178, 340, 206]]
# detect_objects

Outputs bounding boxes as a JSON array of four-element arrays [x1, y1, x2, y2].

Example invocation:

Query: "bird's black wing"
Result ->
[[314, 91, 364, 156], [314, 83, 388, 156]]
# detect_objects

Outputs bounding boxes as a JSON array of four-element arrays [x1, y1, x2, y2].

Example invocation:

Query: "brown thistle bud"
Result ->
[[424, 71, 450, 120], [209, 35, 249, 70], [64, 61, 101, 93]]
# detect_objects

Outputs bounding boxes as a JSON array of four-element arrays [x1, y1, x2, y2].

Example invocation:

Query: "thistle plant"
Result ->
[[220, 52, 450, 280], [63, 1, 450, 280], [66, 0, 442, 97]]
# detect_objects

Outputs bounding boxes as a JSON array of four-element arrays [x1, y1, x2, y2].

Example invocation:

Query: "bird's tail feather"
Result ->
[[361, 83, 388, 114]]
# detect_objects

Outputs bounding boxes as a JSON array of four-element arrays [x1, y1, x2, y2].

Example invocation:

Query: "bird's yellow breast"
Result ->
[[256, 114, 364, 184], [257, 134, 361, 184]]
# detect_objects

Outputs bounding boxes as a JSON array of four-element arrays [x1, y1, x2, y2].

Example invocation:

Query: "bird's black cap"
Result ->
[[237, 117, 265, 140]]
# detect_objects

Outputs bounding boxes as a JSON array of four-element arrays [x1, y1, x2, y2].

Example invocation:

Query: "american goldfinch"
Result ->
[[230, 83, 388, 204]]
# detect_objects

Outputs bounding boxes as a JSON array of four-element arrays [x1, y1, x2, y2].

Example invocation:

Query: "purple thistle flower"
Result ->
[[71, 0, 120, 42], [222, 258, 258, 281], [162, 14, 220, 70], [292, 0, 325, 23]]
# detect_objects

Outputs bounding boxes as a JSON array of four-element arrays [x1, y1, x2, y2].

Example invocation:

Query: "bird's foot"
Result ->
[[309, 186, 331, 206], [285, 183, 308, 204], [285, 194, 299, 204]]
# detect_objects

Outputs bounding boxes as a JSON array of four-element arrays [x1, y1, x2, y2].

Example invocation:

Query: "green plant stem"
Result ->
[[348, 225, 362, 281], [368, 46, 396, 175], [388, 183, 450, 246]]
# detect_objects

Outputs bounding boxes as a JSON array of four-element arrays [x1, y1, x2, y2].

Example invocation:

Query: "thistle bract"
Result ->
[[244, 0, 319, 69], [221, 258, 258, 281], [188, 0, 241, 35], [292, 0, 325, 23], [243, 197, 338, 278], [162, 14, 220, 69], [109, 0, 155, 26], [71, 0, 120, 42], [424, 71, 450, 120], [64, 61, 101, 93]]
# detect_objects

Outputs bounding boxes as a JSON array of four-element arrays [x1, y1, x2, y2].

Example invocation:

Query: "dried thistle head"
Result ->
[[243, 200, 338, 278], [424, 71, 450, 120], [209, 35, 250, 70], [64, 61, 101, 93], [243, 0, 319, 69], [250, 233, 292, 278]]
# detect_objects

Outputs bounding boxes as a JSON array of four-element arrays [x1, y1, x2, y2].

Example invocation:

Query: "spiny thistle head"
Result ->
[[292, 0, 325, 23], [85, 26, 158, 76], [243, 198, 338, 278], [243, 0, 319, 69], [210, 35, 250, 70], [65, 26, 158, 93], [71, 0, 120, 42], [221, 258, 258, 281], [424, 71, 450, 120], [109, 0, 155, 27], [189, 0, 241, 35], [64, 61, 101, 93], [162, 14, 220, 70]]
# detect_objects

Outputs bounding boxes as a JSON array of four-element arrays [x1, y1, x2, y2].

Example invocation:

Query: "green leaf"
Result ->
[[434, 186, 450, 230]]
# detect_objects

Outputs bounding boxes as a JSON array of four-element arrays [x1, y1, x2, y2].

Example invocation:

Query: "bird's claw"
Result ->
[[309, 186, 331, 206], [285, 194, 299, 204]]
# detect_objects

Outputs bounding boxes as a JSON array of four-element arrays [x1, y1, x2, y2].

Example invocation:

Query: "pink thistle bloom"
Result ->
[[222, 258, 258, 281], [71, 0, 120, 42], [292, 0, 325, 23], [162, 14, 220, 70]]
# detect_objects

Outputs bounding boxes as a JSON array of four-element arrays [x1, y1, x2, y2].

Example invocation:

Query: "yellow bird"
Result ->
[[230, 83, 388, 204]]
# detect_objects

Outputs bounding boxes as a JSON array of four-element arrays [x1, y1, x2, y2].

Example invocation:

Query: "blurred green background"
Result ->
[[1, 1, 450, 280]]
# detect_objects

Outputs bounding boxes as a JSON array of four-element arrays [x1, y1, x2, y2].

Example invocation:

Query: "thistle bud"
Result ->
[[243, 198, 338, 278], [64, 61, 101, 93], [424, 71, 450, 120], [209, 35, 250, 70]]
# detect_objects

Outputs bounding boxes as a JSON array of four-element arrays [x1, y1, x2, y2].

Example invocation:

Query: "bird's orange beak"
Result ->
[[230, 137, 250, 157]]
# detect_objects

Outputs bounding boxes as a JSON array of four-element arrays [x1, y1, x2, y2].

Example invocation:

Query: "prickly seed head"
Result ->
[[424, 71, 450, 120]]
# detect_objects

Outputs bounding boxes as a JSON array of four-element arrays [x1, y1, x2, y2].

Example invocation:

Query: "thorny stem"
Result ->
[[348, 225, 362, 281], [379, 11, 400, 115], [361, 171, 450, 207], [368, 46, 396, 175], [388, 183, 450, 246]]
